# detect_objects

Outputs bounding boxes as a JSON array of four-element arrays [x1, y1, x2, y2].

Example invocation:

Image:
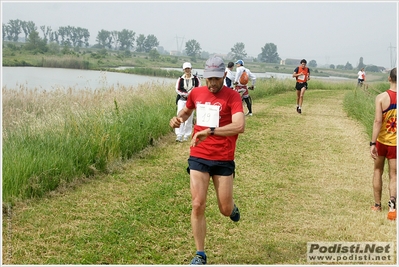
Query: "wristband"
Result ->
[[210, 127, 215, 135]]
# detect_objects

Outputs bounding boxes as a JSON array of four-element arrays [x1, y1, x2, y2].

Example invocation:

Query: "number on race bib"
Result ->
[[196, 104, 219, 127]]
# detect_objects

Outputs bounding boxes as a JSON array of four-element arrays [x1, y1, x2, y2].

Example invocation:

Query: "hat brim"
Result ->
[[203, 71, 225, 78]]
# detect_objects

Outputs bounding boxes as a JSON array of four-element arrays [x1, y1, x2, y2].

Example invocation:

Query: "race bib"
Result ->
[[196, 104, 219, 127], [298, 74, 305, 81]]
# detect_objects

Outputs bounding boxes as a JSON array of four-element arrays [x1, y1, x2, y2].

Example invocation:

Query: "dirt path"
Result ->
[[3, 89, 396, 264]]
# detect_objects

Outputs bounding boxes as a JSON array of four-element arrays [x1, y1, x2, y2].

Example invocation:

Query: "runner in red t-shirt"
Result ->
[[169, 56, 245, 265]]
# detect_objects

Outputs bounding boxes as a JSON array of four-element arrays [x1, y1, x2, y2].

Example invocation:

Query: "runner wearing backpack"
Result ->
[[233, 59, 256, 116]]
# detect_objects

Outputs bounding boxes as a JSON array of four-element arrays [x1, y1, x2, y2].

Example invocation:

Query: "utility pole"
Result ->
[[175, 35, 185, 54], [388, 43, 397, 68]]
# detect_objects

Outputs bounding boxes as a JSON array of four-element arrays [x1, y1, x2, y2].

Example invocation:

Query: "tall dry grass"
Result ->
[[2, 81, 176, 203]]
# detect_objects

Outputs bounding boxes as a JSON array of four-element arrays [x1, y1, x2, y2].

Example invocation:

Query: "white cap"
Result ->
[[182, 62, 192, 69]]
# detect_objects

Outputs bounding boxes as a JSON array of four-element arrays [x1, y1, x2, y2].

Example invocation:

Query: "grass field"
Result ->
[[2, 81, 396, 264]]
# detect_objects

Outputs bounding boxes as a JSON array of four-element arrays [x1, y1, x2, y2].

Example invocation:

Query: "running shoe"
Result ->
[[230, 204, 240, 222], [298, 108, 302, 114], [387, 199, 396, 220], [190, 254, 206, 265], [176, 136, 182, 142], [371, 204, 382, 212]]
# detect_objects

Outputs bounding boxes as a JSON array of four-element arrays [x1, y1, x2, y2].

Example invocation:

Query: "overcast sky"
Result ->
[[2, 0, 398, 68]]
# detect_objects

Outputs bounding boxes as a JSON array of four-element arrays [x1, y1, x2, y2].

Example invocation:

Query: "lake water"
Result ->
[[161, 67, 350, 81], [161, 67, 294, 79], [2, 66, 349, 92], [1, 67, 176, 91]]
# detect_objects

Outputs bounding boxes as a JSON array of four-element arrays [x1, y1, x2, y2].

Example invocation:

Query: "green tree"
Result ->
[[66, 26, 90, 48], [143, 34, 159, 53], [77, 27, 90, 48], [329, 64, 335, 69], [136, 34, 146, 52], [308, 60, 317, 68], [2, 24, 8, 41], [111, 30, 119, 50], [118, 29, 135, 50], [259, 43, 280, 63], [40, 25, 52, 43], [185, 39, 201, 58], [357, 57, 366, 70], [58, 26, 72, 46], [230, 42, 247, 61], [365, 65, 380, 72], [24, 30, 47, 52], [51, 31, 59, 44], [149, 48, 160, 61], [20, 20, 36, 42], [8, 19, 22, 42], [47, 42, 60, 55], [96, 29, 111, 49], [344, 61, 353, 70], [201, 51, 210, 59]]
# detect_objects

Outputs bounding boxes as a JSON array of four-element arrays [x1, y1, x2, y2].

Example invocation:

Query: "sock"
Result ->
[[196, 251, 206, 259]]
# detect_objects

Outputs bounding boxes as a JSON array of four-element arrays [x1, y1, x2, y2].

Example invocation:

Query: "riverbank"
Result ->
[[3, 41, 387, 82]]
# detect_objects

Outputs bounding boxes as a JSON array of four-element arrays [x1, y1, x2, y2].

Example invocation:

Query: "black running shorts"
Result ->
[[295, 82, 308, 90], [187, 156, 235, 176]]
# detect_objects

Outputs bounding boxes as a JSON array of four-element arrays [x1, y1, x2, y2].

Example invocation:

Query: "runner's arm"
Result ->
[[170, 105, 194, 128], [370, 94, 384, 159]]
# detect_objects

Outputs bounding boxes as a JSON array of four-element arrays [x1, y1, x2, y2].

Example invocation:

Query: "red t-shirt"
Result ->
[[186, 85, 243, 161]]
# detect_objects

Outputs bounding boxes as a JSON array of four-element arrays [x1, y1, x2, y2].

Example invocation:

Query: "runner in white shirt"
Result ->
[[233, 60, 256, 116]]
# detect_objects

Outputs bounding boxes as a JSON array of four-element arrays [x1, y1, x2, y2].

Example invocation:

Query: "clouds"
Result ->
[[2, 1, 397, 68]]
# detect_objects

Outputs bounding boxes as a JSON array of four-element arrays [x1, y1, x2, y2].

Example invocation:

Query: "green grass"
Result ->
[[2, 78, 387, 203], [343, 83, 389, 138], [2, 83, 176, 202], [2, 78, 396, 264]]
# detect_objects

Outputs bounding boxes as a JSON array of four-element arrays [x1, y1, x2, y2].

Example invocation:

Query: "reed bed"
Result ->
[[41, 56, 90, 69]]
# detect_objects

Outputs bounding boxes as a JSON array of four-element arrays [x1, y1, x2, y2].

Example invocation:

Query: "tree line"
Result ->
[[2, 18, 287, 63], [5, 18, 376, 71]]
